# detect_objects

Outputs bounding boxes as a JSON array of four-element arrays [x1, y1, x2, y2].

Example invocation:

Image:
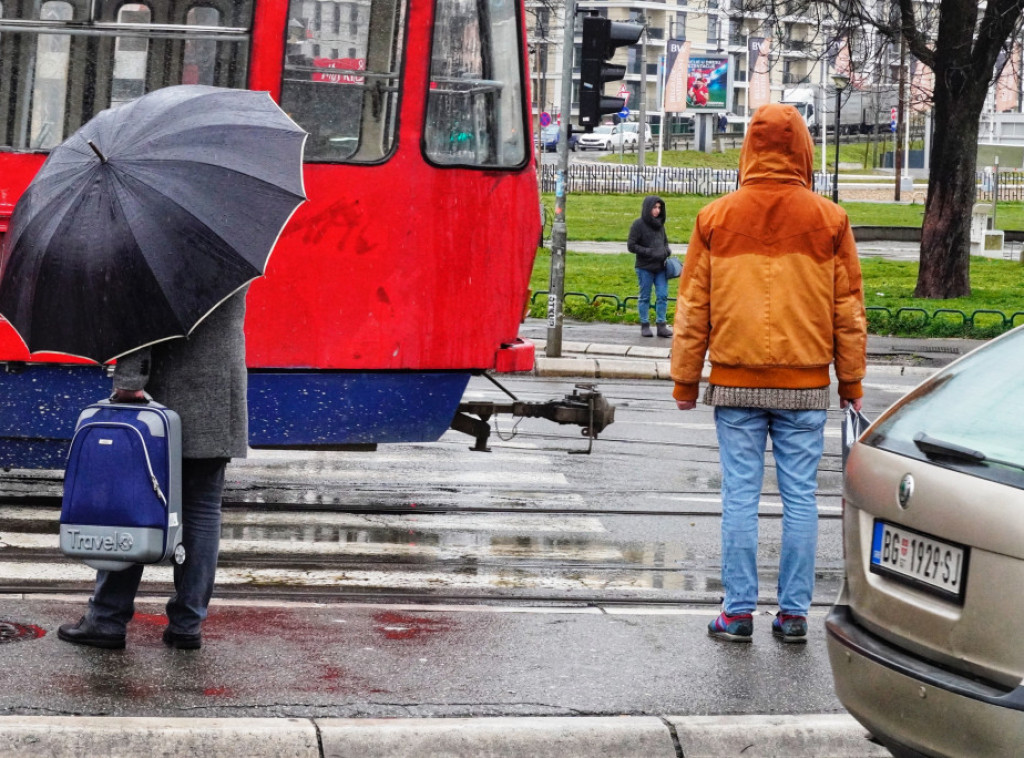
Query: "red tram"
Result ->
[[0, 0, 541, 466]]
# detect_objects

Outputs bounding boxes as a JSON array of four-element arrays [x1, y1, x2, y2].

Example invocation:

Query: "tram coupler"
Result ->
[[452, 382, 615, 453]]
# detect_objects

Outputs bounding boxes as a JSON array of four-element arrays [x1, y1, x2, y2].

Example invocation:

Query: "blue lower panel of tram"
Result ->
[[0, 364, 471, 469]]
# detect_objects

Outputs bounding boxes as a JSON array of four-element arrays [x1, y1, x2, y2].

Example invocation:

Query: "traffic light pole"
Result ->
[[545, 0, 577, 358]]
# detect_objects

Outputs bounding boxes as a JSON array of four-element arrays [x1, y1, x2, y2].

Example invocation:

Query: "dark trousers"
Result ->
[[86, 458, 228, 635]]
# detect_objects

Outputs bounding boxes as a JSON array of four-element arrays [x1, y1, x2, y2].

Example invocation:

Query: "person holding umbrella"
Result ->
[[58, 289, 249, 650], [0, 85, 307, 650]]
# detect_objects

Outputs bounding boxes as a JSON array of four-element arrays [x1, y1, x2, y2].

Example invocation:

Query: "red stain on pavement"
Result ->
[[372, 611, 454, 641]]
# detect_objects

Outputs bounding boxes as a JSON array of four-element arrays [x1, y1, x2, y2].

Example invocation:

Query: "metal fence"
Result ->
[[978, 170, 1024, 202], [539, 163, 835, 197]]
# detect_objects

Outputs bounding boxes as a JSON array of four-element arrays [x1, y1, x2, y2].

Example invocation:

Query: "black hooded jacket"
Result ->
[[627, 195, 671, 272]]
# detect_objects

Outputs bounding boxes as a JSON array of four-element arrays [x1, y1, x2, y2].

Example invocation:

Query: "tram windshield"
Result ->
[[424, 0, 526, 167], [279, 0, 405, 162], [0, 0, 252, 150]]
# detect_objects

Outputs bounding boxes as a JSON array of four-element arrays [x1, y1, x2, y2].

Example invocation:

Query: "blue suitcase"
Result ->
[[59, 399, 184, 571]]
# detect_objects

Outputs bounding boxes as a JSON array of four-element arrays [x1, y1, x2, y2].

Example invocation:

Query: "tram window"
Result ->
[[184, 7, 221, 85], [0, 0, 252, 151], [111, 5, 151, 107], [279, 0, 405, 163], [28, 1, 73, 149], [423, 0, 527, 168]]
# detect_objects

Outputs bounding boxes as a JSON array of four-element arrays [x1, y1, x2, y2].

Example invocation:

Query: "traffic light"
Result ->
[[578, 16, 643, 131]]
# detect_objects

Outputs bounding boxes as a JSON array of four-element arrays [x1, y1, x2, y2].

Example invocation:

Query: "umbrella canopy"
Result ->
[[0, 85, 306, 363]]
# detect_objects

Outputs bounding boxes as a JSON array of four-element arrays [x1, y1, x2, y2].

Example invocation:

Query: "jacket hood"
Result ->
[[640, 195, 665, 226], [739, 104, 814, 188]]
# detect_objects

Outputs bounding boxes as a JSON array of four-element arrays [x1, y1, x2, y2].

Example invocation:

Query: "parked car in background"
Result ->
[[827, 324, 1024, 757], [536, 124, 578, 152], [578, 124, 615, 150], [578, 122, 653, 151], [610, 122, 652, 149]]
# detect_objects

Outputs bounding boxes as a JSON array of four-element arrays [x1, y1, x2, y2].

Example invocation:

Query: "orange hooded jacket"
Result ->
[[670, 103, 867, 404]]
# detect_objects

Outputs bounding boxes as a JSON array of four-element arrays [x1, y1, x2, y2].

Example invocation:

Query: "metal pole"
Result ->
[[638, 17, 647, 176], [546, 0, 577, 358], [832, 87, 841, 203], [820, 62, 827, 179], [657, 53, 665, 167], [994, 154, 999, 229], [895, 33, 906, 202]]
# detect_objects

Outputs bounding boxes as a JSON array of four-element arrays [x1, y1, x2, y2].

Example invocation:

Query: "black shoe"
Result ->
[[58, 617, 126, 650], [163, 627, 202, 650]]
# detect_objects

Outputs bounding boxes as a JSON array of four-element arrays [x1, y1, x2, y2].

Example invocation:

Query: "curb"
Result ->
[[531, 341, 937, 380], [0, 714, 889, 758]]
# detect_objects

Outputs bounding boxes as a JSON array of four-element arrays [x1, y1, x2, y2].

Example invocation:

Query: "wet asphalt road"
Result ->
[[0, 365, 928, 719]]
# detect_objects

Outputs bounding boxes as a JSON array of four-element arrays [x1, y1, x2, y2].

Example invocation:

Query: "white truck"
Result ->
[[782, 84, 899, 136]]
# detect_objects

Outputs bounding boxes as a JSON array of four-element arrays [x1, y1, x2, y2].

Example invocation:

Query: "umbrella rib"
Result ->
[[124, 156, 306, 202], [104, 168, 193, 335]]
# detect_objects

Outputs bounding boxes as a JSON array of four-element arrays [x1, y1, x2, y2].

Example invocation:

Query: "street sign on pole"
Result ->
[[619, 106, 630, 118], [540, 112, 551, 128]]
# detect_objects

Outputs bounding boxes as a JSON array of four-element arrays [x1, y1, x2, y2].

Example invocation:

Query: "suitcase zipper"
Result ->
[[67, 422, 169, 507]]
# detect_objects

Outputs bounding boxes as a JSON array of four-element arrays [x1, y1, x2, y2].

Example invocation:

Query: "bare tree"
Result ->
[[734, 0, 1024, 298]]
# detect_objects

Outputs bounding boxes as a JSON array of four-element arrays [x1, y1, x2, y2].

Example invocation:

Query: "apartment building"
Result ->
[[526, 0, 835, 132]]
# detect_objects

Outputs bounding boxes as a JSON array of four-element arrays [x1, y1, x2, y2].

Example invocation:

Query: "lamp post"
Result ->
[[831, 74, 849, 204]]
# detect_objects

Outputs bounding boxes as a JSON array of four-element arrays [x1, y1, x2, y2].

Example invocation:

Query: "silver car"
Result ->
[[827, 325, 1024, 757]]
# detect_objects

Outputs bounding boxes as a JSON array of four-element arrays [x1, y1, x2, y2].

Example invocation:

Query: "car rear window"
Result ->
[[864, 327, 1024, 488]]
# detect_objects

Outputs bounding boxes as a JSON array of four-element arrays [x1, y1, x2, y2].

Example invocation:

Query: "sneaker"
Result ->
[[640, 323, 653, 338], [707, 611, 753, 642], [772, 613, 808, 643]]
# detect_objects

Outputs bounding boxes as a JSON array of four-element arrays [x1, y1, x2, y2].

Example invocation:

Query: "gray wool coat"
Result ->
[[113, 288, 249, 459]]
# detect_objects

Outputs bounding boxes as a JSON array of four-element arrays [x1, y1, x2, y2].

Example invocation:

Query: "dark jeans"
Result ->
[[86, 457, 228, 636]]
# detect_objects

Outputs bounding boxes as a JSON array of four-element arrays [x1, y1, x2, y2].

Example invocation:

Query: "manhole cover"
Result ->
[[0, 620, 46, 644]]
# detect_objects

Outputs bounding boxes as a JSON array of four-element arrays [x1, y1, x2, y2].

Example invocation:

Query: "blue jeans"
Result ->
[[86, 458, 228, 636], [635, 267, 668, 324], [713, 406, 827, 617]]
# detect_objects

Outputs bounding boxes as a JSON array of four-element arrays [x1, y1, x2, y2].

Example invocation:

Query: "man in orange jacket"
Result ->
[[671, 103, 866, 643]]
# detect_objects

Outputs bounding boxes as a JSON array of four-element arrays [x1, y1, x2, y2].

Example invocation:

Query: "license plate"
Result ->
[[870, 520, 969, 603]]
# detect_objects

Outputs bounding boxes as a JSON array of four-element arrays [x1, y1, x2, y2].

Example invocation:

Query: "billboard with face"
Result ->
[[686, 55, 731, 112]]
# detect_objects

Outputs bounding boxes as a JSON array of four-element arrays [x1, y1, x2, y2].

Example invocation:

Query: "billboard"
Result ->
[[686, 54, 731, 112]]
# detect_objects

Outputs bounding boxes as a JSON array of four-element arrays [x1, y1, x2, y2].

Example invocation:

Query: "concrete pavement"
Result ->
[[1, 594, 890, 757], [523, 317, 982, 381]]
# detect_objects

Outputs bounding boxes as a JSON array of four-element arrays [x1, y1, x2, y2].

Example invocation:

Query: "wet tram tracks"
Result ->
[[0, 386, 851, 609]]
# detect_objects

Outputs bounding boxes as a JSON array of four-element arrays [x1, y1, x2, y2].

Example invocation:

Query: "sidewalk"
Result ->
[[0, 595, 889, 758], [523, 317, 983, 381]]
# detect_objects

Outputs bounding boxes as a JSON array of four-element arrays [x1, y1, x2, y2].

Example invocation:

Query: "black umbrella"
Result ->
[[0, 85, 306, 363]]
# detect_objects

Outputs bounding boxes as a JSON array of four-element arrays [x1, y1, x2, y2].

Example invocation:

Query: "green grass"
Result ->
[[539, 152, 1024, 337], [529, 251, 1024, 339], [547, 193, 1024, 244]]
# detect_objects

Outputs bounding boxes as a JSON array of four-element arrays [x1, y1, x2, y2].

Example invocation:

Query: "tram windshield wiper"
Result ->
[[913, 432, 987, 463]]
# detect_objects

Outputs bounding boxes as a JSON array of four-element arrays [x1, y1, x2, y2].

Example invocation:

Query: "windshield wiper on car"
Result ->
[[913, 432, 986, 463]]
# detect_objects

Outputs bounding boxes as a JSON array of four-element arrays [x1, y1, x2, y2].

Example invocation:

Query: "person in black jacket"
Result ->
[[628, 195, 673, 338]]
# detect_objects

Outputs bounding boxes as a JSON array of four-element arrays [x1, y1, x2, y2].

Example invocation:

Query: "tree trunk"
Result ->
[[915, 2, 995, 300], [916, 97, 981, 298]]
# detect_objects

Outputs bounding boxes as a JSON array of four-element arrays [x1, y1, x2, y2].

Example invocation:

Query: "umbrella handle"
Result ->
[[87, 141, 108, 164]]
